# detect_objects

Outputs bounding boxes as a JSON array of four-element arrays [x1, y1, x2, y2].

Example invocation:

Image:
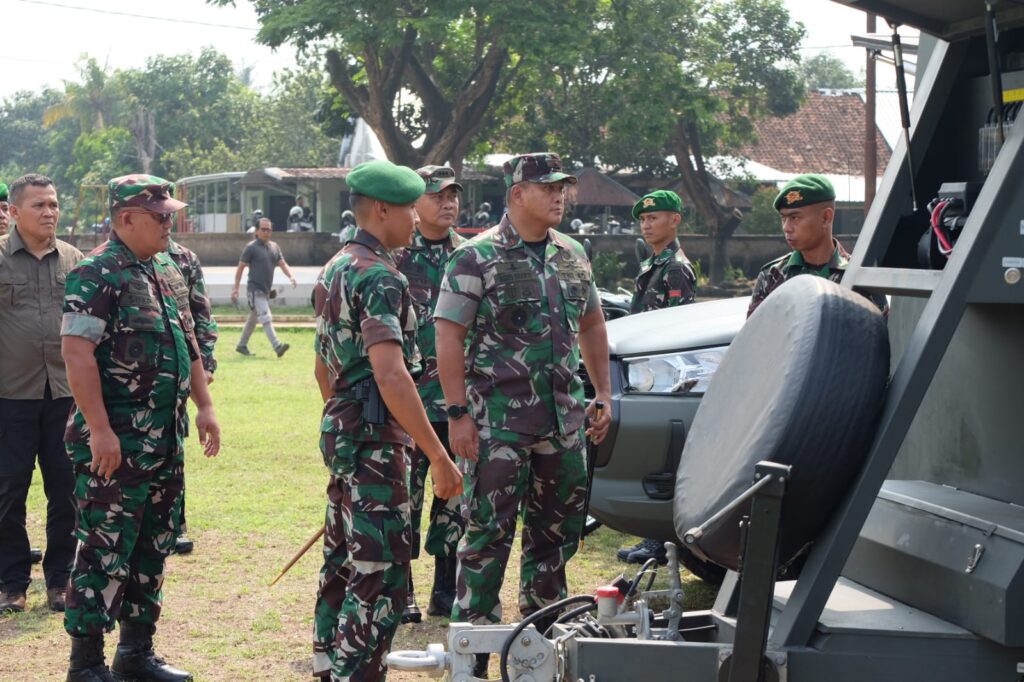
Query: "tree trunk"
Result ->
[[670, 123, 742, 284], [128, 108, 157, 175], [325, 41, 508, 170]]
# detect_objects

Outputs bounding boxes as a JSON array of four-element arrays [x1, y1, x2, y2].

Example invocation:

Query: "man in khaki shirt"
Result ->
[[0, 174, 83, 614]]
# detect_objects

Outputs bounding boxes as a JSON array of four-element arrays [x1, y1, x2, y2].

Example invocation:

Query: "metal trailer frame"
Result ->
[[391, 4, 1024, 679], [567, 6, 1024, 681]]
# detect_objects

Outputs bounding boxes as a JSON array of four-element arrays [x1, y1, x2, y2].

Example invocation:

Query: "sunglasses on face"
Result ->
[[124, 209, 174, 224]]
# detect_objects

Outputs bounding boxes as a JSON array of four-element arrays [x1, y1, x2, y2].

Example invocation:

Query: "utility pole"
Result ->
[[864, 13, 878, 214]]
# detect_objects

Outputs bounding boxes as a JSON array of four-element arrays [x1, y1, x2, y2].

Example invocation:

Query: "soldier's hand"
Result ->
[[585, 396, 612, 445], [449, 417, 480, 462], [205, 371, 215, 385], [89, 428, 122, 480], [431, 455, 463, 500], [230, 289, 239, 305], [195, 406, 221, 457]]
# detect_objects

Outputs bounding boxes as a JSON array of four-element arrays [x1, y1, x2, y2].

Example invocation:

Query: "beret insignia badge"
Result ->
[[785, 190, 803, 205], [642, 198, 656, 208]]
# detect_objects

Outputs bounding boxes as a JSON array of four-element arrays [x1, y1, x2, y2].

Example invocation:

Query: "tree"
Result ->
[[801, 52, 863, 90], [212, 0, 596, 171], [494, 0, 805, 282], [0, 89, 67, 179], [42, 57, 122, 133], [238, 66, 343, 168], [118, 48, 258, 178], [740, 186, 783, 235]]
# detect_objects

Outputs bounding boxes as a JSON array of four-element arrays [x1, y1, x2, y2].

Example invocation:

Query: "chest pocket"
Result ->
[[558, 264, 591, 331], [52, 271, 68, 306], [0, 270, 28, 306], [494, 280, 543, 334], [112, 280, 166, 372], [166, 275, 195, 333]]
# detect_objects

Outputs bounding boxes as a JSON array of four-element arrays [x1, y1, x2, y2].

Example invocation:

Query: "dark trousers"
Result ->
[[0, 388, 75, 592]]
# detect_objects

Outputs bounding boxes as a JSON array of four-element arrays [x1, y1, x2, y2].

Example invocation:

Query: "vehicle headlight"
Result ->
[[623, 346, 728, 395]]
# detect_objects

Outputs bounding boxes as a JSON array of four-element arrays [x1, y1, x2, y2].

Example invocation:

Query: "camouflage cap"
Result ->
[[109, 174, 187, 212], [0, 182, 7, 202], [502, 152, 577, 189], [774, 174, 835, 211], [416, 165, 464, 194], [347, 159, 425, 205], [632, 189, 683, 219]]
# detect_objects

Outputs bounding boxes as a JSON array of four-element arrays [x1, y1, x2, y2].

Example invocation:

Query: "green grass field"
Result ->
[[0, 327, 715, 681]]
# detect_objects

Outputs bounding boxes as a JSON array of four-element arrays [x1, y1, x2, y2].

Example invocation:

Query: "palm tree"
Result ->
[[43, 56, 121, 132]]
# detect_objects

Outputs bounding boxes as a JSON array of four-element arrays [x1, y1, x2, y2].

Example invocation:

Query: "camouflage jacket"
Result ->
[[166, 239, 218, 374], [61, 232, 198, 456], [629, 240, 697, 313], [435, 215, 599, 437], [394, 227, 465, 422], [313, 228, 419, 445], [747, 238, 888, 317]]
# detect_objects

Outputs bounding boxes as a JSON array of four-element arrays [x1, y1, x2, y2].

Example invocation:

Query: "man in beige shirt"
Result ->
[[0, 174, 83, 614]]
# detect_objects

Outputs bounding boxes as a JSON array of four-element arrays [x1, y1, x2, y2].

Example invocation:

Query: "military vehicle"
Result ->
[[389, 2, 1024, 679]]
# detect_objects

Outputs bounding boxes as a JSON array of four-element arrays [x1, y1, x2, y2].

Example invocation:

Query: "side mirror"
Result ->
[[634, 238, 651, 265]]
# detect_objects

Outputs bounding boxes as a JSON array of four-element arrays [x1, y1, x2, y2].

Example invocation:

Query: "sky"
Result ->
[[0, 0, 916, 99]]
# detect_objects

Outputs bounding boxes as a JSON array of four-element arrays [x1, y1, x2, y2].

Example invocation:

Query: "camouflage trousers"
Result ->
[[64, 445, 184, 637], [408, 422, 464, 560], [313, 434, 412, 682], [452, 426, 587, 625]]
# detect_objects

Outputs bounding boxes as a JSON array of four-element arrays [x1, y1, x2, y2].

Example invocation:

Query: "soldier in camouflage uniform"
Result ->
[[60, 175, 221, 682], [394, 165, 467, 623], [748, 174, 888, 318], [618, 189, 698, 566], [311, 159, 462, 682], [629, 190, 696, 314], [434, 152, 612, 675], [165, 238, 219, 556]]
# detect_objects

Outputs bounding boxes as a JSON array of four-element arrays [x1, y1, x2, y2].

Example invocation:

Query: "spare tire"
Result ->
[[674, 276, 889, 574]]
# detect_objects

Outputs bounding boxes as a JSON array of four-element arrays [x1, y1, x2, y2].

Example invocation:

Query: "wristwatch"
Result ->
[[446, 404, 470, 420]]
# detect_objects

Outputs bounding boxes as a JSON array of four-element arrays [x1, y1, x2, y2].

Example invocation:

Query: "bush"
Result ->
[[592, 251, 625, 289], [740, 186, 782, 235]]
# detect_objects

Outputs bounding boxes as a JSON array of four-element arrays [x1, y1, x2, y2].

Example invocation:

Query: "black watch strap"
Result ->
[[446, 404, 469, 420]]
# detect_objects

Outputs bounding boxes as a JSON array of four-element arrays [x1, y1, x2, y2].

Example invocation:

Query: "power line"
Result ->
[[13, 0, 259, 31]]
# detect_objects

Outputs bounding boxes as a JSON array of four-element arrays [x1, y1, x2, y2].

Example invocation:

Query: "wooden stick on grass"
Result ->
[[269, 525, 325, 587]]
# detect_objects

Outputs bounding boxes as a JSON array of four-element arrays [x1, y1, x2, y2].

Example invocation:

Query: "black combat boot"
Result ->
[[426, 555, 457, 617], [402, 572, 422, 624], [110, 621, 192, 682], [66, 634, 115, 682]]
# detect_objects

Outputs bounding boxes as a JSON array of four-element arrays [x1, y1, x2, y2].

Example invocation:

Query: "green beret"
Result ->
[[774, 174, 835, 211], [0, 183, 7, 202], [346, 160, 425, 205], [632, 190, 682, 219]]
